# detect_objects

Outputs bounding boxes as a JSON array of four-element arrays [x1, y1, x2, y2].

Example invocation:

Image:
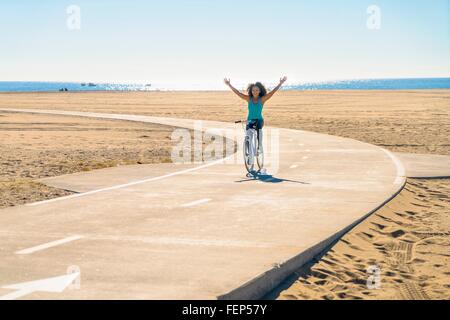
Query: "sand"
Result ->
[[273, 179, 450, 300], [0, 90, 449, 299], [0, 90, 449, 155]]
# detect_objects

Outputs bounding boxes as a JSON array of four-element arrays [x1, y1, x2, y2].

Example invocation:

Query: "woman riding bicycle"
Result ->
[[224, 76, 287, 146]]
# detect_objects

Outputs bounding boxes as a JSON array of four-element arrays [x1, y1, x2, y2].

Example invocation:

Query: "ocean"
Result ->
[[284, 78, 450, 90], [0, 78, 449, 92], [0, 82, 152, 92]]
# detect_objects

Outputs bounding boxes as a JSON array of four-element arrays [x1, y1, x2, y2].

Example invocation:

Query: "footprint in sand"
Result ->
[[387, 241, 415, 273], [371, 222, 387, 230], [390, 229, 407, 238], [398, 281, 431, 300], [356, 231, 375, 241], [412, 202, 430, 208]]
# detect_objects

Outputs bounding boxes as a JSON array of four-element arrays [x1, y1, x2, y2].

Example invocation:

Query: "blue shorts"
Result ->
[[246, 119, 264, 131]]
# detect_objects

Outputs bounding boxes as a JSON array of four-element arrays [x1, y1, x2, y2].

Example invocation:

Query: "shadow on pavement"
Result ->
[[235, 172, 309, 184]]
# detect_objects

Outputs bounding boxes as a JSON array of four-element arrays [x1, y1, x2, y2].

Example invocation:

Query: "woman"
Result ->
[[224, 77, 287, 145]]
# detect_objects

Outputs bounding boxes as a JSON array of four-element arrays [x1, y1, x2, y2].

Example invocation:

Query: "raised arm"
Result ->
[[224, 78, 249, 102], [262, 76, 287, 104]]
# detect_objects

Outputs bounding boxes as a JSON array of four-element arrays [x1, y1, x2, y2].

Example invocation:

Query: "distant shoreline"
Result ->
[[1, 89, 450, 94], [1, 78, 450, 92]]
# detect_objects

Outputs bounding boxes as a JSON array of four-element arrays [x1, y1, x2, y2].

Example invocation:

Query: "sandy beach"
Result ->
[[1, 90, 448, 155], [0, 90, 449, 299], [272, 178, 450, 300]]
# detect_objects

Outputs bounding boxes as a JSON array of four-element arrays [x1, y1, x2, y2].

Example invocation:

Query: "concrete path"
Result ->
[[39, 153, 449, 194], [393, 152, 450, 178], [0, 108, 405, 300]]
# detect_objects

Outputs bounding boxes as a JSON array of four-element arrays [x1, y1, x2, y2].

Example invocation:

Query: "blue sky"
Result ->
[[1, 0, 449, 87]]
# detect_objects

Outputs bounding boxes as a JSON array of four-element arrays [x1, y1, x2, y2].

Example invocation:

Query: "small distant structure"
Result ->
[[59, 88, 69, 92], [81, 83, 86, 86], [145, 84, 152, 87], [88, 83, 96, 87]]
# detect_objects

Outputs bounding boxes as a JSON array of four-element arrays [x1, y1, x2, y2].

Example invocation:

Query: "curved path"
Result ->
[[393, 152, 450, 179], [0, 108, 405, 299]]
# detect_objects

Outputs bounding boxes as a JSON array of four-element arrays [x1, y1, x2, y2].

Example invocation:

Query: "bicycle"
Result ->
[[235, 119, 264, 175]]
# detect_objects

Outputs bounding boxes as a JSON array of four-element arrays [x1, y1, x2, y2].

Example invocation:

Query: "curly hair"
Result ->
[[247, 82, 267, 98]]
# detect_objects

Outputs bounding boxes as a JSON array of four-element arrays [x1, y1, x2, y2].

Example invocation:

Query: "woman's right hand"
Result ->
[[224, 78, 231, 86]]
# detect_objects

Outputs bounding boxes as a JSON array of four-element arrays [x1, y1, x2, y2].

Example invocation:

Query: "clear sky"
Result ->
[[1, 0, 449, 87]]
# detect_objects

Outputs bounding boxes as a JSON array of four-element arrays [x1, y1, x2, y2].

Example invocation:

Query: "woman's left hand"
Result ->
[[280, 76, 287, 84]]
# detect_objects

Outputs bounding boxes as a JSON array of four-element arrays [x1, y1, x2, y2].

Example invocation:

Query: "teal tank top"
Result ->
[[247, 97, 264, 120]]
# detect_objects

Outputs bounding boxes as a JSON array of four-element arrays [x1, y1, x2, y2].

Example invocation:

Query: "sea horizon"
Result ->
[[0, 77, 450, 92]]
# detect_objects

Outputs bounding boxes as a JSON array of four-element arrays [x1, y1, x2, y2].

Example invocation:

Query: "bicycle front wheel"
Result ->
[[243, 136, 254, 173]]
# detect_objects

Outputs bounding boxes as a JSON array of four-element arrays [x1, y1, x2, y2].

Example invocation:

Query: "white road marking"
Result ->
[[0, 272, 80, 300], [181, 198, 211, 208], [290, 164, 298, 169], [15, 235, 84, 255], [90, 235, 273, 248], [27, 154, 234, 206], [379, 148, 406, 185], [0, 231, 273, 248]]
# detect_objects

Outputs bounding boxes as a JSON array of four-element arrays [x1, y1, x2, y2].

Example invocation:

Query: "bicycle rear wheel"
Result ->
[[256, 141, 264, 171]]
